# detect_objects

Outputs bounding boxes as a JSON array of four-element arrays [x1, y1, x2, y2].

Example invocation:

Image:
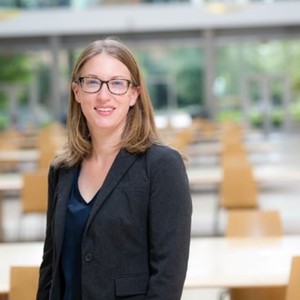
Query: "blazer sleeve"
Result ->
[[36, 165, 58, 300], [146, 146, 192, 300]]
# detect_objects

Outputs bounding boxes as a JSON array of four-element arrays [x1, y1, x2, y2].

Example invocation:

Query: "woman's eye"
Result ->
[[87, 79, 99, 85], [111, 80, 125, 87]]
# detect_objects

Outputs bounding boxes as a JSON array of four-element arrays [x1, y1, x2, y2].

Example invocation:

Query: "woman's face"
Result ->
[[73, 53, 139, 136]]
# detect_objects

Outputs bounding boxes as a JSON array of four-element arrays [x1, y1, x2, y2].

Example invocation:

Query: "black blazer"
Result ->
[[37, 144, 192, 300]]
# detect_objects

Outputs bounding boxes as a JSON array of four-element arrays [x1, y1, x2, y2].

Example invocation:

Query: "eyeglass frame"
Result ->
[[75, 76, 136, 95]]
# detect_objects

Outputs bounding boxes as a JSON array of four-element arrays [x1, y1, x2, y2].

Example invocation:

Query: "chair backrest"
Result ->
[[221, 151, 249, 170], [285, 256, 300, 300], [220, 163, 258, 209], [193, 117, 218, 139], [225, 209, 283, 237], [38, 146, 56, 170], [8, 266, 39, 300], [167, 127, 196, 153], [21, 169, 48, 213], [37, 123, 66, 170]]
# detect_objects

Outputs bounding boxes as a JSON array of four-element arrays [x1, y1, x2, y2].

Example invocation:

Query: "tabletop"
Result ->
[[186, 140, 278, 157], [187, 165, 300, 187], [1, 236, 300, 294], [0, 173, 22, 191], [0, 242, 43, 294], [185, 235, 300, 289], [0, 150, 39, 163]]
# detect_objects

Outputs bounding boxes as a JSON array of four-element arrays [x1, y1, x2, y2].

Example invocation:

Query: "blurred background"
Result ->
[[0, 0, 300, 133], [1, 1, 300, 300]]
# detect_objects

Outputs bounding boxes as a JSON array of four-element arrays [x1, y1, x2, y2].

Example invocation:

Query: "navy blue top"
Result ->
[[61, 169, 96, 300]]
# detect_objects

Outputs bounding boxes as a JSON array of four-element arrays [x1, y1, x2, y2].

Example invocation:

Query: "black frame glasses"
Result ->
[[77, 77, 133, 95]]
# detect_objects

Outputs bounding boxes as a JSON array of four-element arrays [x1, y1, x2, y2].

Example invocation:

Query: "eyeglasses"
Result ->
[[77, 77, 133, 95]]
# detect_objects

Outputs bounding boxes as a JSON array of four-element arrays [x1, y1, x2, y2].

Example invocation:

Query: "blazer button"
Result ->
[[84, 253, 93, 262]]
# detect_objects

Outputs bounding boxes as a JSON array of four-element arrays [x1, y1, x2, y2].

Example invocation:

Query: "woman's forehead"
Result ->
[[81, 53, 130, 77]]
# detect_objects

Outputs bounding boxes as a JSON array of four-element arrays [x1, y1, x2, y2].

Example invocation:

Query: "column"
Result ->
[[49, 36, 61, 120], [203, 29, 216, 120]]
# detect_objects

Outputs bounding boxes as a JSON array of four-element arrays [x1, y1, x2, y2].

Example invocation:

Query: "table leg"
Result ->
[[0, 191, 3, 242], [213, 186, 221, 236]]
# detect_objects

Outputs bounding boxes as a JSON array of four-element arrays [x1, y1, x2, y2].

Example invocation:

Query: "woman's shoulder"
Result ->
[[145, 144, 184, 164], [48, 160, 77, 179], [142, 144, 188, 181], [147, 143, 178, 155]]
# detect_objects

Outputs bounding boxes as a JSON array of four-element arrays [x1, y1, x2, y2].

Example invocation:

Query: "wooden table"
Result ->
[[186, 141, 278, 157], [0, 242, 43, 295], [1, 236, 300, 295], [0, 150, 39, 163], [0, 174, 22, 191], [187, 165, 300, 188], [185, 236, 300, 289], [0, 149, 39, 176]]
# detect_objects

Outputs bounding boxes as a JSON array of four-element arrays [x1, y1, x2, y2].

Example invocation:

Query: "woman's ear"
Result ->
[[129, 86, 140, 107], [72, 81, 81, 103]]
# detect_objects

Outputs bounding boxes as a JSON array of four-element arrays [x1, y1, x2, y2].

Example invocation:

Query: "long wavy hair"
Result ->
[[53, 37, 163, 167]]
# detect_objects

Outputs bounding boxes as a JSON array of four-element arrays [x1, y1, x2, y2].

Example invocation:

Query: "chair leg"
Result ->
[[219, 289, 230, 300], [213, 190, 221, 236]]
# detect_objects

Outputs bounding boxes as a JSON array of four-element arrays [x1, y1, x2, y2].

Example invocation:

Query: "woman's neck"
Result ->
[[89, 130, 121, 161]]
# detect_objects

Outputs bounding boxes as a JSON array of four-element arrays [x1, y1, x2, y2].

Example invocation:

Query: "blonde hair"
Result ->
[[53, 37, 163, 167]]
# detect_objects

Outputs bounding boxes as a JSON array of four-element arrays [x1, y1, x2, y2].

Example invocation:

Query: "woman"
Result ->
[[37, 37, 192, 300]]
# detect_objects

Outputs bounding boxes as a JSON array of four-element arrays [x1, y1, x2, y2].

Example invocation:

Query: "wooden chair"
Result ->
[[8, 266, 39, 300], [214, 160, 258, 234], [37, 122, 66, 170], [220, 163, 258, 209], [0, 130, 20, 172], [167, 126, 196, 153], [221, 209, 286, 300], [38, 145, 57, 170], [220, 122, 245, 146], [220, 125, 248, 167], [225, 209, 283, 237], [285, 256, 300, 300], [19, 169, 48, 240], [192, 117, 219, 140], [21, 169, 48, 213], [221, 131, 249, 169]]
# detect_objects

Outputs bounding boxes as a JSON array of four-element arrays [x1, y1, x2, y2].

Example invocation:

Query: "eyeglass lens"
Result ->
[[80, 77, 130, 95]]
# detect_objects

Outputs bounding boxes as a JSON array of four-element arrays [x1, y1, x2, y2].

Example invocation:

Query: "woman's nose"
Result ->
[[97, 82, 111, 98]]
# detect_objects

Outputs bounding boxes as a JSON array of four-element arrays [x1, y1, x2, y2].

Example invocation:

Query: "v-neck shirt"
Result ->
[[61, 168, 97, 300]]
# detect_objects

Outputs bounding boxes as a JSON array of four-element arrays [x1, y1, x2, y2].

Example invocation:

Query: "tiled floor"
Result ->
[[1, 127, 300, 300]]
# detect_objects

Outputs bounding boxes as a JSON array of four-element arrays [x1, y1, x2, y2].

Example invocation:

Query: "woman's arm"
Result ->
[[36, 165, 58, 300], [146, 146, 192, 299]]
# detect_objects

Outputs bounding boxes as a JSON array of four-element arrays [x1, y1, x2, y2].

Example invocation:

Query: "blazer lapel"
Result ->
[[86, 149, 138, 229], [51, 150, 138, 251]]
